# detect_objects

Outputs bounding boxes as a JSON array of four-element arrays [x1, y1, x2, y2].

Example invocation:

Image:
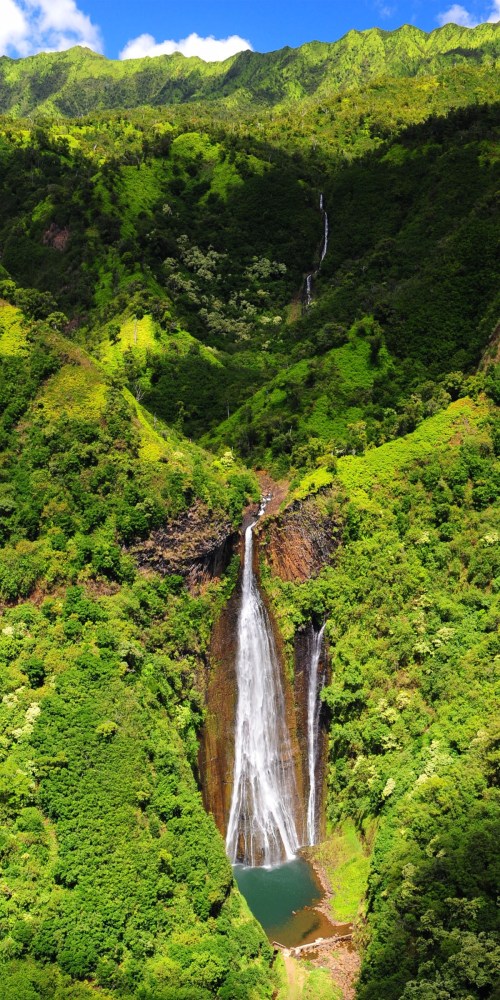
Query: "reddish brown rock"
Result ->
[[259, 493, 342, 582], [42, 223, 70, 251], [198, 579, 240, 834]]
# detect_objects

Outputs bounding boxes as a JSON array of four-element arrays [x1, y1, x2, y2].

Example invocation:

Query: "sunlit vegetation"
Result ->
[[263, 390, 499, 1000], [0, 21, 498, 1000]]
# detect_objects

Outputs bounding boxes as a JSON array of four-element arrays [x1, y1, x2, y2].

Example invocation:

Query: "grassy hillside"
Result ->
[[262, 389, 500, 999], [0, 298, 257, 602], [0, 23, 498, 117]]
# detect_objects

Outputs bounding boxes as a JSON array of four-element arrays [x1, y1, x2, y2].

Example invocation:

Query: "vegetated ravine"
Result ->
[[0, 21, 499, 1000]]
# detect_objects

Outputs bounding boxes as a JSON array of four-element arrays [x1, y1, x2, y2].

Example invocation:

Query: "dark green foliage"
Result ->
[[0, 577, 274, 998]]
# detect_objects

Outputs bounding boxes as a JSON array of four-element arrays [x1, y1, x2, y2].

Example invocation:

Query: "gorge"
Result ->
[[0, 21, 498, 1000], [198, 489, 336, 951]]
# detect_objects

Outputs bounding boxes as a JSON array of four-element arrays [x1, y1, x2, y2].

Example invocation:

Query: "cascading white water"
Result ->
[[305, 193, 329, 308], [306, 273, 313, 307], [320, 208, 329, 264], [226, 519, 300, 867], [306, 624, 326, 845]]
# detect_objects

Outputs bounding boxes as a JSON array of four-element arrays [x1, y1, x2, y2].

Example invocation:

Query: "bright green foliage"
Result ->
[[263, 396, 499, 999], [0, 24, 498, 1000], [0, 24, 498, 118], [0, 579, 276, 998]]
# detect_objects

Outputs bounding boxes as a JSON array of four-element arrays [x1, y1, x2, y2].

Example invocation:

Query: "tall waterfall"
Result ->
[[305, 192, 329, 308], [320, 205, 329, 263], [306, 624, 326, 845], [226, 521, 300, 867]]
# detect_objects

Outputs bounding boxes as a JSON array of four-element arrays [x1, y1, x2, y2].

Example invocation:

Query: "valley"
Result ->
[[0, 21, 499, 1000]]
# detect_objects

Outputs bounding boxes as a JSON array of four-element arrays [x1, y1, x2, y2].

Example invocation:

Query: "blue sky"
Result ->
[[0, 0, 498, 61]]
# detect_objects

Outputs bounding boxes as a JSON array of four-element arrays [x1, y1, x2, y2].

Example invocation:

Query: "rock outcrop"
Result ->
[[259, 492, 342, 582], [130, 502, 238, 590]]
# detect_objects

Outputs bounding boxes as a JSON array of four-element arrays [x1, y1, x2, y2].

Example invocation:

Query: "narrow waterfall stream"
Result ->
[[305, 192, 329, 307], [306, 624, 326, 845], [226, 517, 300, 867], [320, 204, 329, 263]]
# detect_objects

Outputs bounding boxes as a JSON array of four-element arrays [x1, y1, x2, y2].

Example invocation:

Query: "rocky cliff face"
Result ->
[[198, 578, 239, 836], [130, 502, 238, 591], [178, 487, 340, 851], [259, 492, 342, 582]]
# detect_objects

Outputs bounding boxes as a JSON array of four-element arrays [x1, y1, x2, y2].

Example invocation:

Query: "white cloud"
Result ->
[[0, 0, 30, 56], [374, 1, 397, 18], [0, 0, 102, 57], [120, 31, 253, 62], [437, 0, 500, 26]]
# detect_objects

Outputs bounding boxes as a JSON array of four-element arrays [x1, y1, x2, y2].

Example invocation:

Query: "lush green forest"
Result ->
[[0, 23, 497, 118], [0, 21, 498, 1000]]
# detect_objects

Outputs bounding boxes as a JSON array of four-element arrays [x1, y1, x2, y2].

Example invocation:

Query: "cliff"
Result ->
[[259, 491, 342, 582], [130, 502, 238, 590]]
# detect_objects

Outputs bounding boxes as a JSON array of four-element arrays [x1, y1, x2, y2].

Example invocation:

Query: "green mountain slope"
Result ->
[[0, 24, 498, 1000], [0, 22, 498, 118], [263, 390, 499, 1000], [204, 102, 499, 472]]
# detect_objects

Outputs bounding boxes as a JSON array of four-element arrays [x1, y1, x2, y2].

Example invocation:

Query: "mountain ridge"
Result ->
[[0, 22, 498, 118]]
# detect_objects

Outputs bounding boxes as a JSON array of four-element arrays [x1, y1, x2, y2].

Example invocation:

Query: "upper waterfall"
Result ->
[[304, 192, 329, 308], [226, 520, 300, 867]]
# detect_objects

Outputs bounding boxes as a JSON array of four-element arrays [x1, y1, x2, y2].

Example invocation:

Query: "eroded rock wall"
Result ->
[[260, 492, 342, 582], [199, 490, 340, 848], [198, 581, 240, 835], [130, 502, 238, 591]]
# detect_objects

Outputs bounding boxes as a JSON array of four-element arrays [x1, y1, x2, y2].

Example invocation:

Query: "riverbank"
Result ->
[[281, 823, 374, 1000]]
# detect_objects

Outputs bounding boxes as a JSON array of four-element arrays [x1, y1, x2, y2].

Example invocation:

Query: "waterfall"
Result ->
[[320, 207, 329, 264], [306, 624, 326, 845], [306, 273, 313, 307], [226, 520, 300, 867], [304, 192, 328, 308]]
